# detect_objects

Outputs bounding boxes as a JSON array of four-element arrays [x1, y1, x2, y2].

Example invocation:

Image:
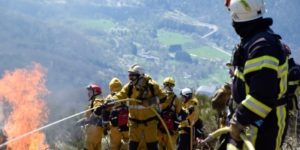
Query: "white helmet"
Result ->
[[226, 0, 265, 22], [180, 88, 192, 97], [128, 64, 145, 76]]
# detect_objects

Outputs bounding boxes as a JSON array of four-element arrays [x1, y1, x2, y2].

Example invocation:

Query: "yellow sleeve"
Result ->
[[151, 81, 166, 100], [112, 83, 130, 100], [187, 100, 200, 125], [175, 97, 182, 114]]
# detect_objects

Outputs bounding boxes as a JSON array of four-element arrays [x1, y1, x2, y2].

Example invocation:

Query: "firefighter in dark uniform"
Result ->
[[282, 43, 300, 146], [222, 0, 289, 149], [284, 44, 300, 111]]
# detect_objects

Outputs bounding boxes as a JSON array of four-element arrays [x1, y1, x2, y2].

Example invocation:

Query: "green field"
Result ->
[[187, 46, 230, 60], [157, 29, 194, 46], [74, 19, 116, 31], [199, 68, 230, 85]]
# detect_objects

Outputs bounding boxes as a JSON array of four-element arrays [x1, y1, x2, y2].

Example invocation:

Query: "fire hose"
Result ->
[[200, 127, 255, 150], [0, 98, 174, 149]]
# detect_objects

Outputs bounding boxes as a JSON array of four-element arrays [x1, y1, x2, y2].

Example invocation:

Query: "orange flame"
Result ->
[[0, 63, 49, 149]]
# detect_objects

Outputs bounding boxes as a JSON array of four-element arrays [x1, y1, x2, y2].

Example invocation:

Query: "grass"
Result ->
[[199, 68, 230, 85], [187, 46, 230, 60], [157, 29, 194, 46], [73, 18, 116, 31]]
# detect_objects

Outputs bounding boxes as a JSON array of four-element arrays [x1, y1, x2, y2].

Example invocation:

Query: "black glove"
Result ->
[[229, 114, 245, 141], [232, 44, 246, 67], [94, 105, 105, 116], [102, 109, 110, 123], [94, 100, 115, 116], [188, 106, 195, 114]]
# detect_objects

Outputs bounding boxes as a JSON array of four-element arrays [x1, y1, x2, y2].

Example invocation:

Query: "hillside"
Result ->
[[0, 0, 299, 147]]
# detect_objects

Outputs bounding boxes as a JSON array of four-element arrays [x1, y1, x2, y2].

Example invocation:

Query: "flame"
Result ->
[[0, 63, 49, 149]]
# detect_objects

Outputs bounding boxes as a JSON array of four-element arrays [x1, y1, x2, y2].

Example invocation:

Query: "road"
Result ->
[[164, 10, 231, 57]]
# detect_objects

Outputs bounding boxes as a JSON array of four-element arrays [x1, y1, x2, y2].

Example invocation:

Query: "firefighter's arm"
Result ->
[[187, 102, 200, 125], [236, 46, 287, 126], [175, 97, 182, 114], [112, 84, 130, 100], [152, 81, 167, 100], [92, 98, 105, 116]]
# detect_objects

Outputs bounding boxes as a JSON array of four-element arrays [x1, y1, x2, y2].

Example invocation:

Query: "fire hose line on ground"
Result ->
[[0, 98, 174, 149], [201, 126, 255, 150]]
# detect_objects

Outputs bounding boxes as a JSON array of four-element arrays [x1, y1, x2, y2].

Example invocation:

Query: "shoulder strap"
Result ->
[[90, 99, 95, 112], [127, 80, 155, 98], [164, 95, 176, 111], [149, 83, 155, 96], [127, 83, 133, 98]]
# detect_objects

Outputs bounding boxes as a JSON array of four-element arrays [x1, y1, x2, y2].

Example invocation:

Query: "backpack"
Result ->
[[117, 106, 129, 127], [127, 81, 155, 98], [158, 95, 177, 131], [110, 105, 129, 127]]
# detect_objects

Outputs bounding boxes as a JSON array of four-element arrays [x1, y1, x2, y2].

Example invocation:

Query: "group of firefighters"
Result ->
[[78, 0, 300, 150], [80, 64, 204, 150], [0, 0, 298, 150]]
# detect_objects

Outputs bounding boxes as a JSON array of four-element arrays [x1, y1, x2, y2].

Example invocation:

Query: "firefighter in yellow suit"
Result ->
[[211, 83, 231, 128], [112, 64, 166, 150], [106, 78, 129, 150], [177, 88, 203, 150], [84, 84, 105, 150], [157, 77, 182, 150]]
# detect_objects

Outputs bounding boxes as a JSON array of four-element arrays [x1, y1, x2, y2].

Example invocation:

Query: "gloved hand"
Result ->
[[94, 105, 104, 116], [229, 114, 245, 141], [102, 109, 110, 123], [105, 99, 115, 105], [94, 100, 115, 116]]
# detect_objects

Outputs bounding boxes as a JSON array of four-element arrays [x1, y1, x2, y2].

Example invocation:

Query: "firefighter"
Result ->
[[108, 64, 166, 150], [284, 44, 300, 111], [157, 77, 182, 150], [221, 0, 289, 149], [211, 83, 231, 128], [282, 43, 300, 146], [106, 78, 130, 150], [177, 88, 203, 150], [84, 84, 105, 150], [0, 129, 7, 150]]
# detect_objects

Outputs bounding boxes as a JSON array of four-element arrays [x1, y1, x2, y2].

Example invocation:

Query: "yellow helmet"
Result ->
[[163, 77, 175, 86], [109, 78, 122, 93]]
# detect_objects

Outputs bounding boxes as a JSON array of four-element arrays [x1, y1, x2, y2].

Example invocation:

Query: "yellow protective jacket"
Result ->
[[178, 97, 200, 130], [112, 75, 166, 121], [211, 83, 231, 112], [160, 92, 182, 114], [85, 95, 105, 121]]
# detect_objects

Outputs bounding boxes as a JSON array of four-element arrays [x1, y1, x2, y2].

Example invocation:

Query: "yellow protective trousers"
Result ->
[[158, 130, 177, 150], [110, 126, 129, 150], [85, 124, 103, 150], [129, 119, 158, 143]]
